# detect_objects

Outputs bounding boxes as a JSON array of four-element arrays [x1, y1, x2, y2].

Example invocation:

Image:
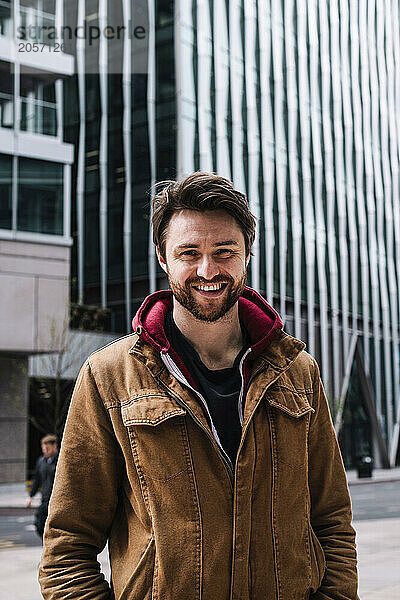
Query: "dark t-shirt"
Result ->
[[165, 312, 249, 466]]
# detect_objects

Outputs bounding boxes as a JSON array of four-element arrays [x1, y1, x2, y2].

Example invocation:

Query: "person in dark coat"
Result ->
[[26, 434, 59, 540]]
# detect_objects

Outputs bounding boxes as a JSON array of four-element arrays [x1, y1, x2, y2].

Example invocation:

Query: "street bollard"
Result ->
[[357, 456, 373, 478]]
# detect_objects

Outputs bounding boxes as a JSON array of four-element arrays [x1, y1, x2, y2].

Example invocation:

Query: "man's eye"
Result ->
[[215, 249, 233, 256], [181, 250, 198, 256]]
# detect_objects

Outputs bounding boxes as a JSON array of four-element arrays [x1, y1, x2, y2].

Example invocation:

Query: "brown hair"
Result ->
[[41, 434, 58, 445], [152, 171, 256, 259]]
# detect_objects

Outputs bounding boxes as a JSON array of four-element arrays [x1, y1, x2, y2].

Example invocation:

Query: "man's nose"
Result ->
[[196, 256, 219, 280]]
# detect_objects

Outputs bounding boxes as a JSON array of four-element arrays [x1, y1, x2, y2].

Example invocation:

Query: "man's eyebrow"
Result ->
[[175, 240, 239, 250], [214, 240, 239, 247], [176, 243, 200, 249]]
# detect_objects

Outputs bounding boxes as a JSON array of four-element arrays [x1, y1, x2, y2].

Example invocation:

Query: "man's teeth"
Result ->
[[196, 283, 224, 291]]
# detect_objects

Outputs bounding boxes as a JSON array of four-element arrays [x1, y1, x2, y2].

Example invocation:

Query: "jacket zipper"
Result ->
[[237, 348, 252, 426], [230, 365, 298, 600], [159, 352, 235, 484]]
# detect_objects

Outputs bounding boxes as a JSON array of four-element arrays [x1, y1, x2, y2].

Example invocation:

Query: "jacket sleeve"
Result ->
[[39, 360, 123, 599], [29, 457, 42, 498], [308, 361, 359, 600]]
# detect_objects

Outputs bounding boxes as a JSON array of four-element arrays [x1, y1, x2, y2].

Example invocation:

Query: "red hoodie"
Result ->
[[132, 285, 283, 391]]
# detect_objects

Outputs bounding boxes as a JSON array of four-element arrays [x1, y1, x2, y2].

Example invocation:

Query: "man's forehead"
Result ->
[[167, 209, 243, 238]]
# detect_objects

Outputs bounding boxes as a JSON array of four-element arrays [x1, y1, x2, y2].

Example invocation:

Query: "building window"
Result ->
[[20, 73, 57, 136], [0, 153, 12, 229], [17, 158, 63, 234], [0, 60, 14, 128], [0, 0, 12, 38], [19, 0, 56, 46]]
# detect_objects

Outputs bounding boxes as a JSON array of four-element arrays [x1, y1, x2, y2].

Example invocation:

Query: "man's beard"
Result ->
[[167, 271, 247, 322]]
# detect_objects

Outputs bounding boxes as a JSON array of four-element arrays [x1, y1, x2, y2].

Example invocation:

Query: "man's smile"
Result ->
[[192, 282, 228, 297]]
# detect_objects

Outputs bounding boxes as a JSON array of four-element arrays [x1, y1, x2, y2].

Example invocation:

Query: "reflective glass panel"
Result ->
[[0, 60, 14, 128], [17, 158, 63, 234], [0, 0, 12, 37], [0, 153, 12, 229]]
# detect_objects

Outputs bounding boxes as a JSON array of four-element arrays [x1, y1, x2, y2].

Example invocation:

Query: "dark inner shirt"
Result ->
[[165, 312, 249, 466]]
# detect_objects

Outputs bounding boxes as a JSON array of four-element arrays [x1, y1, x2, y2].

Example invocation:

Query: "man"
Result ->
[[40, 172, 358, 599], [26, 434, 58, 540]]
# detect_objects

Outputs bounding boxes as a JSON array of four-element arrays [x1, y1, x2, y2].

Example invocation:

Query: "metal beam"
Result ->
[[271, 0, 288, 320], [76, 0, 86, 305], [147, 0, 157, 294], [244, 0, 260, 291], [99, 0, 108, 308], [122, 0, 132, 331], [308, 0, 329, 385], [213, 0, 231, 178], [350, 0, 370, 373], [229, 0, 246, 194], [297, 0, 316, 354], [320, 0, 340, 400], [368, 0, 388, 435], [284, 0, 301, 339], [197, 0, 213, 172], [355, 343, 390, 469], [258, 0, 275, 304], [386, 0, 400, 452], [175, 0, 196, 177], [335, 332, 358, 436]]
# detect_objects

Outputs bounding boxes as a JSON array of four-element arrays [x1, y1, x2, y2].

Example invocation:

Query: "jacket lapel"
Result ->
[[243, 330, 308, 425]]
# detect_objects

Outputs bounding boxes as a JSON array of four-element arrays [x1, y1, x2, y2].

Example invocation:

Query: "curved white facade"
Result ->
[[174, 0, 400, 466]]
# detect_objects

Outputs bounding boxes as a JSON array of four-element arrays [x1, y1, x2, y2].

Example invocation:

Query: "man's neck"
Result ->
[[172, 302, 244, 370]]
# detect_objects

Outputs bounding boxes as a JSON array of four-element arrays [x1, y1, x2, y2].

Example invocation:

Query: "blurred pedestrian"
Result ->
[[26, 434, 58, 540]]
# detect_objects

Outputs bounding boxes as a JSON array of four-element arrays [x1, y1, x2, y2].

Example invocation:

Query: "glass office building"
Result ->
[[63, 0, 175, 334], [64, 0, 400, 468]]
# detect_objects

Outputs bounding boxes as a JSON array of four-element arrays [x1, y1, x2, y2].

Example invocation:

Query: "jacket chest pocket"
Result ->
[[121, 394, 191, 483], [265, 386, 314, 473]]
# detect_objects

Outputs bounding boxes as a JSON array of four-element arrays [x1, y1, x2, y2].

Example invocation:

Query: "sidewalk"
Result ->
[[2, 467, 400, 508], [0, 515, 399, 599], [0, 483, 40, 509], [1, 477, 400, 599], [0, 544, 110, 600], [346, 466, 400, 486], [355, 517, 400, 599]]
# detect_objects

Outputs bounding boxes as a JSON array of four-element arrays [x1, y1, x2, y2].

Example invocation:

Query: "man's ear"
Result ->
[[156, 246, 168, 273], [245, 254, 251, 268]]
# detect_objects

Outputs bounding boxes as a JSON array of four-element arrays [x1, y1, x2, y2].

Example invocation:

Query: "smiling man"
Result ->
[[40, 172, 359, 599]]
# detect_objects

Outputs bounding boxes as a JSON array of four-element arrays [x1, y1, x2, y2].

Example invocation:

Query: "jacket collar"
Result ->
[[254, 329, 306, 372], [131, 286, 284, 359], [130, 289, 307, 414], [241, 330, 308, 422], [129, 293, 307, 421]]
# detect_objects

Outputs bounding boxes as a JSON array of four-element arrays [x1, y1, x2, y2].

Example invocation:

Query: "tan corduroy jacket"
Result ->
[[39, 306, 358, 599]]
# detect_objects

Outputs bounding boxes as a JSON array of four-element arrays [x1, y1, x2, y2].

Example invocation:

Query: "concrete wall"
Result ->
[[0, 239, 70, 354], [0, 358, 28, 482], [0, 238, 70, 481]]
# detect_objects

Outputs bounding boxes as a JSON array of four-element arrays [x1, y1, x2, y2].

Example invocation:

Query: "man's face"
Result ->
[[158, 209, 249, 322], [41, 442, 57, 458]]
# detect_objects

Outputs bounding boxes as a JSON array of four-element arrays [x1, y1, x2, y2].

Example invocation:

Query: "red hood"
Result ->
[[132, 286, 283, 359]]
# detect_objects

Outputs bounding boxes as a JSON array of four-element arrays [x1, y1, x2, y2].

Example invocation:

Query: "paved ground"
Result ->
[[350, 480, 400, 519], [1, 471, 400, 599], [0, 544, 110, 600], [356, 518, 400, 599]]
